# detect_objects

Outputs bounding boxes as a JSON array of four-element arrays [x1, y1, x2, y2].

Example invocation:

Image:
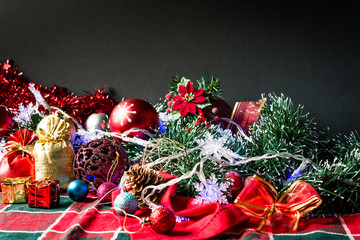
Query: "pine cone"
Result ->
[[125, 165, 167, 208]]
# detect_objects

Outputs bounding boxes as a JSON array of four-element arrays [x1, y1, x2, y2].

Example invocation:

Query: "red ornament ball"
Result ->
[[97, 182, 117, 203], [203, 97, 232, 128], [224, 171, 244, 199], [149, 207, 176, 234], [109, 98, 159, 141], [0, 105, 13, 137]]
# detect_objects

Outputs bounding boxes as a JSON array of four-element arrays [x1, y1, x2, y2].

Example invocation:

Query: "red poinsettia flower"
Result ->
[[172, 81, 206, 117]]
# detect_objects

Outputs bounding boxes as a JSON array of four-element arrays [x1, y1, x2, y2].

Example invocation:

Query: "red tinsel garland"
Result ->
[[0, 60, 116, 124]]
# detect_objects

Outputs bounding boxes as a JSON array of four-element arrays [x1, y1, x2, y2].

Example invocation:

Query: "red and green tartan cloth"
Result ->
[[0, 192, 359, 240]]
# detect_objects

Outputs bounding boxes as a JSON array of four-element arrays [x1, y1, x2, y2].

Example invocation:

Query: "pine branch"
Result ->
[[197, 74, 222, 98]]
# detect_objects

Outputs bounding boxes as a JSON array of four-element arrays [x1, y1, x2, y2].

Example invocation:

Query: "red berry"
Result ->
[[167, 101, 173, 107], [165, 93, 173, 101], [212, 107, 219, 115], [166, 108, 171, 114]]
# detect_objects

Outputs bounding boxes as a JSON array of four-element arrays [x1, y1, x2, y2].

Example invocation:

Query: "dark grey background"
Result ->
[[1, 1, 359, 134]]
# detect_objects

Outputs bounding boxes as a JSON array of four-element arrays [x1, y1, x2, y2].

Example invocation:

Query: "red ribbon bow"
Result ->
[[234, 175, 322, 232]]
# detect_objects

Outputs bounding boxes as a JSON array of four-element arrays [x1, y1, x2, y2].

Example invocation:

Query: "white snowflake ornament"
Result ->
[[192, 173, 230, 205], [196, 132, 242, 164]]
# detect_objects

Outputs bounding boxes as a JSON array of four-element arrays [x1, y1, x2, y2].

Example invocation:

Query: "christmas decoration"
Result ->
[[171, 80, 207, 117], [0, 105, 13, 137], [202, 97, 232, 127], [224, 171, 244, 200], [12, 103, 42, 129], [149, 207, 176, 234], [109, 98, 159, 140], [67, 180, 89, 201], [97, 182, 117, 203], [0, 60, 116, 124], [34, 112, 75, 190], [0, 129, 38, 184], [114, 191, 138, 216], [73, 138, 129, 189], [141, 138, 186, 171], [74, 128, 108, 145], [229, 99, 266, 134], [28, 180, 60, 208], [196, 131, 241, 162], [306, 132, 360, 214], [125, 164, 167, 208], [0, 138, 7, 160], [1, 60, 360, 219], [193, 173, 230, 205], [85, 113, 109, 131], [234, 175, 322, 232], [1, 176, 31, 203]]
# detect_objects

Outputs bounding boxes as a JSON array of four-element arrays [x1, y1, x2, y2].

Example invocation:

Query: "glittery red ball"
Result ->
[[0, 106, 13, 137], [109, 98, 159, 141], [97, 182, 117, 203], [149, 207, 176, 234]]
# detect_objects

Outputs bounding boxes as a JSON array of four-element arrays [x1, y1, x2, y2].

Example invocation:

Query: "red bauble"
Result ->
[[224, 171, 244, 200], [203, 97, 232, 128], [97, 182, 117, 203], [149, 207, 176, 234], [0, 105, 13, 137], [109, 98, 159, 140]]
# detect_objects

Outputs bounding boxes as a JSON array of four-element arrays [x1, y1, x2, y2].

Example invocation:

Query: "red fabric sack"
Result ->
[[0, 129, 38, 186], [112, 171, 249, 240]]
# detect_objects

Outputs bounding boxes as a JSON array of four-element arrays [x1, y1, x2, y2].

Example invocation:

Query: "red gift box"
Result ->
[[28, 180, 60, 208]]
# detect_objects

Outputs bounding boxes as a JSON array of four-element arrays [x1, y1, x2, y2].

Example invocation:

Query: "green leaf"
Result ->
[[195, 102, 211, 109], [178, 77, 191, 88]]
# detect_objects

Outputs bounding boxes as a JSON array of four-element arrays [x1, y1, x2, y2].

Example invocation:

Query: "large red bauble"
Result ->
[[109, 98, 159, 140], [0, 105, 13, 137], [203, 97, 232, 128]]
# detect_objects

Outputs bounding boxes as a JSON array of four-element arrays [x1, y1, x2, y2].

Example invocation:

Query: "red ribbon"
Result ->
[[234, 175, 322, 232], [188, 109, 209, 131], [229, 99, 266, 134]]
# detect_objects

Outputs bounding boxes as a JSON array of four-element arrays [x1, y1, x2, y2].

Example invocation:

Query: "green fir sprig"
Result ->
[[168, 74, 222, 99], [307, 132, 360, 214]]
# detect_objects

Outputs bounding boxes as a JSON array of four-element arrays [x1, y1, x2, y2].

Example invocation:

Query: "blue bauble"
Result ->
[[67, 180, 89, 201], [114, 192, 138, 216]]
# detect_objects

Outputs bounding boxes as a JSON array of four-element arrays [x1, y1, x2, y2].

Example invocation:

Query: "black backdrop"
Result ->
[[1, 1, 359, 134]]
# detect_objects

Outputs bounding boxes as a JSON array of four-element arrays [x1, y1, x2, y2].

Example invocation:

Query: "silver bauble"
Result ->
[[85, 113, 109, 130]]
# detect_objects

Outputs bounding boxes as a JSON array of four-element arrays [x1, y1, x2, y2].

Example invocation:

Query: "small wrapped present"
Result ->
[[28, 180, 60, 208], [1, 176, 31, 204]]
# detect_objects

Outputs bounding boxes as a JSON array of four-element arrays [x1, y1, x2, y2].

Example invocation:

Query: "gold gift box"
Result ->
[[1, 176, 31, 204]]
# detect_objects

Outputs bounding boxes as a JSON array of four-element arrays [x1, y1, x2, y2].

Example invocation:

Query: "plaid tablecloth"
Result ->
[[0, 192, 359, 240]]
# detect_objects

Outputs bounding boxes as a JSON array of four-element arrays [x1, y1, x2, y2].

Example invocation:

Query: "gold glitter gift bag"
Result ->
[[34, 112, 75, 191]]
